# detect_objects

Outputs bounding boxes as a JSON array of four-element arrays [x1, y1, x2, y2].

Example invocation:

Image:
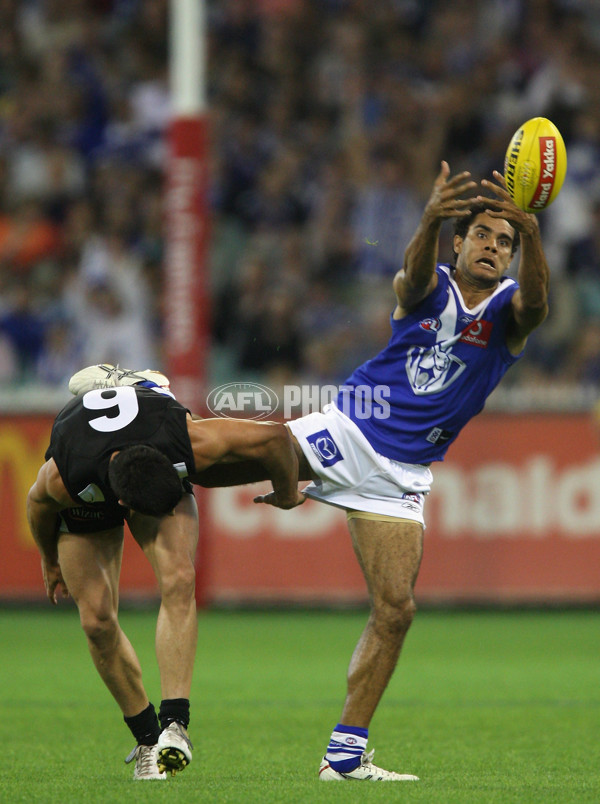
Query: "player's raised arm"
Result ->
[[394, 161, 478, 314], [26, 460, 75, 604], [480, 170, 549, 352], [187, 418, 304, 509]]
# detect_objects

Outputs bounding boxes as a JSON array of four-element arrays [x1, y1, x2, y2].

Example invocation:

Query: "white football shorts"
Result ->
[[286, 403, 432, 525]]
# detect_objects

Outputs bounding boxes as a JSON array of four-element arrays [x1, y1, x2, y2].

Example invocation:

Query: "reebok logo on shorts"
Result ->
[[306, 429, 344, 467]]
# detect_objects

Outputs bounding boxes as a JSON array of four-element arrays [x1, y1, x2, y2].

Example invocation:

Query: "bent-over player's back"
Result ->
[[46, 386, 196, 508]]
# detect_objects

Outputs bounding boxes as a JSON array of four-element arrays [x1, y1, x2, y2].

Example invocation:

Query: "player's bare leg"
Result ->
[[57, 527, 150, 716], [58, 526, 166, 779], [343, 517, 423, 726], [319, 516, 422, 781], [129, 493, 199, 700], [129, 493, 199, 775]]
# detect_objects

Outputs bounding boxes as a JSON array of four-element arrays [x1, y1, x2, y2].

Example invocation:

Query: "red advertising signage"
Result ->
[[2, 413, 600, 604], [205, 413, 600, 605]]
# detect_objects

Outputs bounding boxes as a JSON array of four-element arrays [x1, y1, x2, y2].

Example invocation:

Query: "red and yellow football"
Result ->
[[504, 117, 567, 213]]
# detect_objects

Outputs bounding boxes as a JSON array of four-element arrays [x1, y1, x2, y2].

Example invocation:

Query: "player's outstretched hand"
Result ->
[[42, 557, 69, 606], [253, 490, 306, 509], [424, 161, 478, 221], [478, 171, 538, 235]]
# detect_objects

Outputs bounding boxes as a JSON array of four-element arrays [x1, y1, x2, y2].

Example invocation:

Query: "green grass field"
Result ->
[[1, 607, 598, 803]]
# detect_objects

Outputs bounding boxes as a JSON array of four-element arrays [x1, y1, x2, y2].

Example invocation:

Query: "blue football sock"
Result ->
[[325, 723, 368, 772]]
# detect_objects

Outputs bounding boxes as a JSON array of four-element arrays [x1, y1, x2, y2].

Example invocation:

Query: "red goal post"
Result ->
[[164, 0, 209, 413], [165, 0, 210, 605]]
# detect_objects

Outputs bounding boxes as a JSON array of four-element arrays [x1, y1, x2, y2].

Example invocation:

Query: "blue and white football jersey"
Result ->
[[337, 263, 522, 464]]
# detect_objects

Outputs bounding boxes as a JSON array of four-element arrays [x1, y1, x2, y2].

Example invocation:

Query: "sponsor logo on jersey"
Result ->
[[459, 319, 493, 348], [419, 317, 442, 332], [306, 429, 344, 467], [68, 507, 105, 519], [426, 427, 454, 445]]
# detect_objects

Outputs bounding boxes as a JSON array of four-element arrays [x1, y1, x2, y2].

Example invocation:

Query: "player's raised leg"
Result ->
[[319, 515, 422, 781], [129, 493, 199, 776], [58, 527, 165, 779]]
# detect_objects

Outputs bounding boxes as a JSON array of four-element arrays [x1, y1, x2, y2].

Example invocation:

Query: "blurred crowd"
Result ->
[[1, 0, 600, 405]]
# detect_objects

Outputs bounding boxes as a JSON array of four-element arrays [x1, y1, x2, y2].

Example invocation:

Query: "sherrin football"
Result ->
[[504, 117, 567, 213]]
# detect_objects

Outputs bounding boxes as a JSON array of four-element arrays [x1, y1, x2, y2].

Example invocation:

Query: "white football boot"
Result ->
[[124, 744, 167, 780], [318, 749, 419, 781], [68, 364, 171, 395], [157, 722, 193, 776]]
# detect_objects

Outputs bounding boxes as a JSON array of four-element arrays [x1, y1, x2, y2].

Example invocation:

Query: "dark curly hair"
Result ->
[[452, 202, 520, 265], [108, 444, 184, 516]]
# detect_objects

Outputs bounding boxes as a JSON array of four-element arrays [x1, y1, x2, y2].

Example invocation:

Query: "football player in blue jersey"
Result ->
[[290, 163, 548, 781], [64, 166, 548, 783]]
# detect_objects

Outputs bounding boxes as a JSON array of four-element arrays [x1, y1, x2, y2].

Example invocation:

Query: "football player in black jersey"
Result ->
[[27, 375, 304, 781]]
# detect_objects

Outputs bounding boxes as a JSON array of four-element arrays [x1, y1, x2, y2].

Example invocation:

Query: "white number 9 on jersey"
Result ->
[[82, 386, 140, 432]]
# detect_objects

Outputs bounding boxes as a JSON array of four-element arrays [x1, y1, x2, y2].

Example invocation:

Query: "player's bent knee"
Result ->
[[160, 563, 196, 605], [79, 609, 119, 647], [372, 595, 416, 635]]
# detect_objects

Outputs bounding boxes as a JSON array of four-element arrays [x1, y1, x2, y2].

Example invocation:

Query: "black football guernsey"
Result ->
[[45, 386, 196, 527]]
